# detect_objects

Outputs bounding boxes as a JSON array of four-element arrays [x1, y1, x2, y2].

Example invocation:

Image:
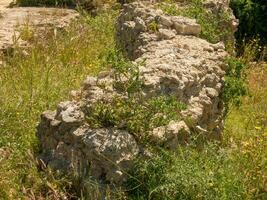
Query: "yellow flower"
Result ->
[[257, 138, 263, 143], [208, 181, 214, 187], [242, 141, 250, 147]]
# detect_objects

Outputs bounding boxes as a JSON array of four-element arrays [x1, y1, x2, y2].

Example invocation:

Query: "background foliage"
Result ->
[[230, 0, 267, 58]]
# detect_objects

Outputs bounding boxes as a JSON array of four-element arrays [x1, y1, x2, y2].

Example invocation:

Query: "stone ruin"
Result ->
[[37, 2, 236, 185]]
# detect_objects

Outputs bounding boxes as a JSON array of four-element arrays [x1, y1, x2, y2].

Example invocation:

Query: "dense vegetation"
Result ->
[[230, 0, 267, 58], [0, 0, 266, 199], [230, 0, 267, 44]]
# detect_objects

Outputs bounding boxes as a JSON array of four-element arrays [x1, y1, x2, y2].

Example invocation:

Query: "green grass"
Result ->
[[0, 10, 117, 199]]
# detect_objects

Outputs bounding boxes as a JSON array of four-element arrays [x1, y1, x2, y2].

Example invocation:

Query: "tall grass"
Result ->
[[0, 10, 117, 199]]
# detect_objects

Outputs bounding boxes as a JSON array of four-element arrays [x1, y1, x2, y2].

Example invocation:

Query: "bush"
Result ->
[[230, 0, 267, 44], [222, 57, 248, 110]]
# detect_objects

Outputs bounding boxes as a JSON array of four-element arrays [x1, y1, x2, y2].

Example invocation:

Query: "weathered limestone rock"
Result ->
[[38, 102, 139, 184], [116, 2, 227, 135], [0, 0, 79, 53], [37, 1, 231, 185], [171, 16, 201, 36], [150, 120, 190, 149]]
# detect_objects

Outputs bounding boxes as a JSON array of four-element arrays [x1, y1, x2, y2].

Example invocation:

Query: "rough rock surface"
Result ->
[[38, 2, 231, 185], [116, 2, 228, 135], [38, 107, 139, 184], [0, 0, 79, 53]]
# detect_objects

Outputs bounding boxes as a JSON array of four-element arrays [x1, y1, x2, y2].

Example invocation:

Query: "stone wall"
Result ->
[[116, 2, 228, 136], [37, 1, 233, 185]]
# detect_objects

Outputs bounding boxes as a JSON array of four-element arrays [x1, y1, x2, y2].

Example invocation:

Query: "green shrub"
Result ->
[[230, 0, 267, 45], [222, 57, 248, 110], [148, 20, 159, 32], [230, 0, 267, 60], [86, 95, 186, 143]]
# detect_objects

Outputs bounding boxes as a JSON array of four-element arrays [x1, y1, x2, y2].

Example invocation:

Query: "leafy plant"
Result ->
[[230, 0, 267, 45], [86, 92, 186, 143], [222, 57, 248, 110], [103, 49, 142, 96]]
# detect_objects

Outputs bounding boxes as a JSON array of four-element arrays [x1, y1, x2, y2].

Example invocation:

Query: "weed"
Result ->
[[222, 57, 248, 110], [86, 95, 186, 143], [148, 20, 159, 32]]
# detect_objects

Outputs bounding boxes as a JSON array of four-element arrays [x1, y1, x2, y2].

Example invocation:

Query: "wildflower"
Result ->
[[242, 141, 250, 147], [208, 180, 214, 187]]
